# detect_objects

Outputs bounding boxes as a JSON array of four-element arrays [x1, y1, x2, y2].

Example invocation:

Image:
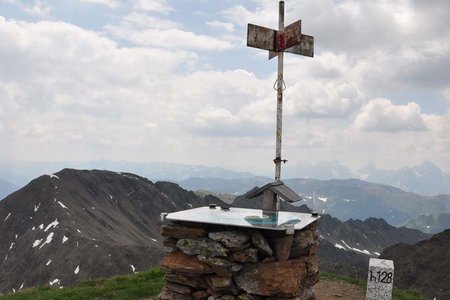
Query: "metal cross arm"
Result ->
[[247, 21, 314, 59]]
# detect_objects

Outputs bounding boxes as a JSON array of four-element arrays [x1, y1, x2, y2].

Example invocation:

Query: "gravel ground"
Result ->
[[314, 278, 366, 300]]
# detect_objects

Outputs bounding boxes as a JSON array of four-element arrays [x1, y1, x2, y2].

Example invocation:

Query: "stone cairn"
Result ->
[[156, 220, 319, 300]]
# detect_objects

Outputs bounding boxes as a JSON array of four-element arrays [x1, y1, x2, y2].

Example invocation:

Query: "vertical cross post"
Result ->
[[246, 0, 314, 210], [275, 1, 284, 181]]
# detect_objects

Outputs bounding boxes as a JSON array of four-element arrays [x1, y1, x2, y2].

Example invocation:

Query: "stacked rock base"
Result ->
[[157, 220, 319, 300]]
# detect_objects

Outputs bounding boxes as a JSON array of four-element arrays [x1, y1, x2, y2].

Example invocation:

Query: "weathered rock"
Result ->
[[230, 248, 259, 263], [265, 297, 304, 300], [197, 256, 231, 267], [237, 294, 262, 300], [266, 297, 300, 300], [161, 251, 213, 274], [162, 224, 207, 239], [165, 271, 208, 289], [307, 222, 318, 233], [207, 288, 223, 298], [206, 276, 240, 296], [271, 235, 293, 261], [209, 231, 250, 248], [197, 255, 233, 277], [177, 238, 229, 257], [234, 258, 308, 297], [160, 221, 319, 300], [229, 263, 243, 272], [299, 286, 315, 300], [306, 271, 319, 287], [163, 238, 178, 249], [197, 255, 242, 277], [309, 242, 318, 256], [211, 266, 233, 277], [156, 287, 193, 300], [163, 246, 178, 253], [166, 282, 192, 294], [206, 276, 233, 290], [228, 242, 251, 252], [290, 229, 314, 259], [218, 296, 237, 300], [308, 256, 319, 275], [250, 231, 273, 257], [261, 257, 277, 263], [193, 290, 209, 300]]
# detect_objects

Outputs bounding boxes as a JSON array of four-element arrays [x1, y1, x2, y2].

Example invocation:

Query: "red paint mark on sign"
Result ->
[[278, 33, 286, 51]]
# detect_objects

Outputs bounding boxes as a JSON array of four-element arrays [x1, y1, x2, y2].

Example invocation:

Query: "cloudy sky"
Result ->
[[0, 0, 449, 174]]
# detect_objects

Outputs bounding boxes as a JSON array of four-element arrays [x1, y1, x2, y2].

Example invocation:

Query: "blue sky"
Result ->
[[0, 0, 449, 174]]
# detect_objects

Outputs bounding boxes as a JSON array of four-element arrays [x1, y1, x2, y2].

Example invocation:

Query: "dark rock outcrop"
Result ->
[[380, 229, 450, 299], [0, 169, 220, 293]]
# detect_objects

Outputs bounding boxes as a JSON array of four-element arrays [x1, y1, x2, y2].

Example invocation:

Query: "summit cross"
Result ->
[[247, 1, 314, 181]]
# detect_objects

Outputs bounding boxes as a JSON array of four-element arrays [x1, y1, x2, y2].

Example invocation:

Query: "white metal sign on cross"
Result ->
[[247, 1, 314, 181]]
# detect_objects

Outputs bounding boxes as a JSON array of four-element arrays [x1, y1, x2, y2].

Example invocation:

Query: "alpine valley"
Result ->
[[0, 168, 443, 297]]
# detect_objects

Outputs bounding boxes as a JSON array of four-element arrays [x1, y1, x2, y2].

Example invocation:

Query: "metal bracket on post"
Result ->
[[246, 180, 302, 212], [262, 189, 279, 211]]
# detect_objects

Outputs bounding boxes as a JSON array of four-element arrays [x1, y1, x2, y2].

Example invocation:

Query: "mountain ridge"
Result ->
[[0, 169, 219, 293], [180, 176, 450, 233], [3, 159, 450, 196], [381, 229, 450, 299], [0, 169, 431, 294]]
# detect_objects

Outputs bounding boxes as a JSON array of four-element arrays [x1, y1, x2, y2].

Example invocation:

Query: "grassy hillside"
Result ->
[[0, 268, 426, 300], [0, 268, 164, 300]]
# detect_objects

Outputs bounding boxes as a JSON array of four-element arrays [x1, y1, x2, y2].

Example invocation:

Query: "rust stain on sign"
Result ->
[[247, 24, 277, 52], [280, 20, 301, 51], [285, 35, 314, 57], [248, 20, 313, 58]]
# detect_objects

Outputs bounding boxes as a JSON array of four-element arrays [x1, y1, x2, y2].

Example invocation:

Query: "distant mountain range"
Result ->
[[0, 160, 255, 187], [0, 169, 429, 294], [180, 177, 450, 233], [285, 160, 450, 196], [2, 159, 450, 196], [3, 159, 449, 233]]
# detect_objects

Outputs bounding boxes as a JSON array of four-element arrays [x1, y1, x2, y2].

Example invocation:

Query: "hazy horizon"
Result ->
[[1, 158, 448, 186]]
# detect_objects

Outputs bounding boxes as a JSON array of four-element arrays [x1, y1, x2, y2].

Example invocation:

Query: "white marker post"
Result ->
[[366, 258, 394, 300]]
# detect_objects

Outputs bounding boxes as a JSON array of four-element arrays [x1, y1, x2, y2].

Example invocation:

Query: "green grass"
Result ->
[[0, 268, 164, 300], [319, 272, 428, 300], [0, 269, 427, 300]]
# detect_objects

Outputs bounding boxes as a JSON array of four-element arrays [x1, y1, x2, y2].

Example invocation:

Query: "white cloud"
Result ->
[[105, 10, 236, 51], [206, 21, 235, 32], [224, 0, 450, 93], [120, 13, 179, 30], [78, 0, 120, 8], [0, 17, 194, 152], [223, 4, 275, 28], [132, 0, 172, 14], [353, 98, 427, 132], [106, 26, 235, 51], [285, 80, 363, 118], [0, 0, 449, 172], [166, 69, 274, 136]]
